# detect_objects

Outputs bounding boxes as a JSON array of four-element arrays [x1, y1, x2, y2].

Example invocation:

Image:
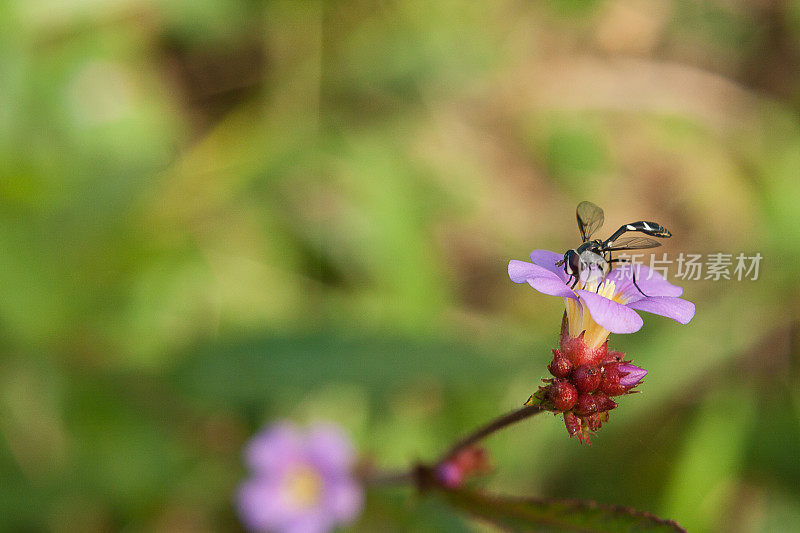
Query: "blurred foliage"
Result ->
[[1, 0, 800, 531], [438, 488, 685, 532]]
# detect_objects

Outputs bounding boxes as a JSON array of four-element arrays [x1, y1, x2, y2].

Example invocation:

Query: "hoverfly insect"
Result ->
[[557, 201, 672, 296]]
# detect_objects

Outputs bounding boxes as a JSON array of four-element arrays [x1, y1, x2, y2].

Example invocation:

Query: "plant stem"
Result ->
[[367, 404, 545, 489], [437, 404, 544, 464], [364, 469, 415, 487]]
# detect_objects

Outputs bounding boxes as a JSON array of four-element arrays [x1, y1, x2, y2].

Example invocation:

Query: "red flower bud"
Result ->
[[564, 411, 581, 438], [435, 462, 463, 488], [605, 350, 626, 363], [585, 413, 602, 431], [598, 363, 626, 396], [435, 446, 491, 488], [593, 393, 618, 412], [572, 364, 601, 393], [573, 393, 598, 417], [548, 379, 578, 412], [559, 331, 609, 367], [548, 350, 573, 378]]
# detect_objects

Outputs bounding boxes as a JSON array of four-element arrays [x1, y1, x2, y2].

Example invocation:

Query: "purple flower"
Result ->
[[618, 363, 647, 388], [509, 250, 694, 348], [237, 422, 363, 533]]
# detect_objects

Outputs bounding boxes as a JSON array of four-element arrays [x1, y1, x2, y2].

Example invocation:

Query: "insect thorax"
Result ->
[[577, 250, 608, 284]]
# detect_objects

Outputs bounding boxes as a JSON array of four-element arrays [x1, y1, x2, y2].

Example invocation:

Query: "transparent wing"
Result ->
[[576, 201, 605, 242], [604, 236, 663, 251]]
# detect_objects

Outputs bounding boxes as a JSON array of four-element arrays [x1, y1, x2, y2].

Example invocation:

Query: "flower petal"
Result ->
[[618, 364, 647, 387], [528, 276, 577, 298], [245, 422, 302, 474], [529, 249, 569, 282], [305, 423, 355, 474], [606, 263, 683, 302], [508, 260, 556, 283], [238, 477, 293, 531], [575, 290, 644, 334], [325, 478, 364, 523], [509, 259, 576, 298], [625, 296, 695, 324], [282, 510, 332, 533]]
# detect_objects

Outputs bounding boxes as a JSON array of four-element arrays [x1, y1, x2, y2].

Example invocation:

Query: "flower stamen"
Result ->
[[566, 278, 626, 348], [284, 464, 323, 508]]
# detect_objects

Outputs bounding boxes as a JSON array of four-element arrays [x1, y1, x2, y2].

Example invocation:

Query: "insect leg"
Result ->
[[609, 258, 649, 297], [593, 265, 603, 293], [631, 268, 649, 297]]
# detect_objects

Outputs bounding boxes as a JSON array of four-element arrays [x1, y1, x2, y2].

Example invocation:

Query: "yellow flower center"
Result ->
[[284, 464, 323, 508], [565, 278, 627, 349]]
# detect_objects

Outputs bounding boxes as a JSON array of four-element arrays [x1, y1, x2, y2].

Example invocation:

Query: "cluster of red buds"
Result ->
[[527, 315, 647, 444]]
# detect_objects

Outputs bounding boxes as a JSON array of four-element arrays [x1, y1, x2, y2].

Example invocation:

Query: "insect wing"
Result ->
[[604, 236, 663, 251], [576, 201, 605, 242]]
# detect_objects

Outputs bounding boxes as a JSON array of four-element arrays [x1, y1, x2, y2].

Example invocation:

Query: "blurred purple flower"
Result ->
[[509, 250, 695, 347], [237, 422, 363, 533]]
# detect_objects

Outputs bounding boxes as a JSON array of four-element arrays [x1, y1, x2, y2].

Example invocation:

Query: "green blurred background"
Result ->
[[2, 0, 800, 531]]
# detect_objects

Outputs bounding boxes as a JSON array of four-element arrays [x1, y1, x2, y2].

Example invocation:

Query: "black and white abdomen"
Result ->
[[605, 221, 671, 246]]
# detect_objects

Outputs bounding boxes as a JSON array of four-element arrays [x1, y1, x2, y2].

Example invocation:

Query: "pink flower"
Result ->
[[509, 250, 694, 348], [237, 422, 363, 533]]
